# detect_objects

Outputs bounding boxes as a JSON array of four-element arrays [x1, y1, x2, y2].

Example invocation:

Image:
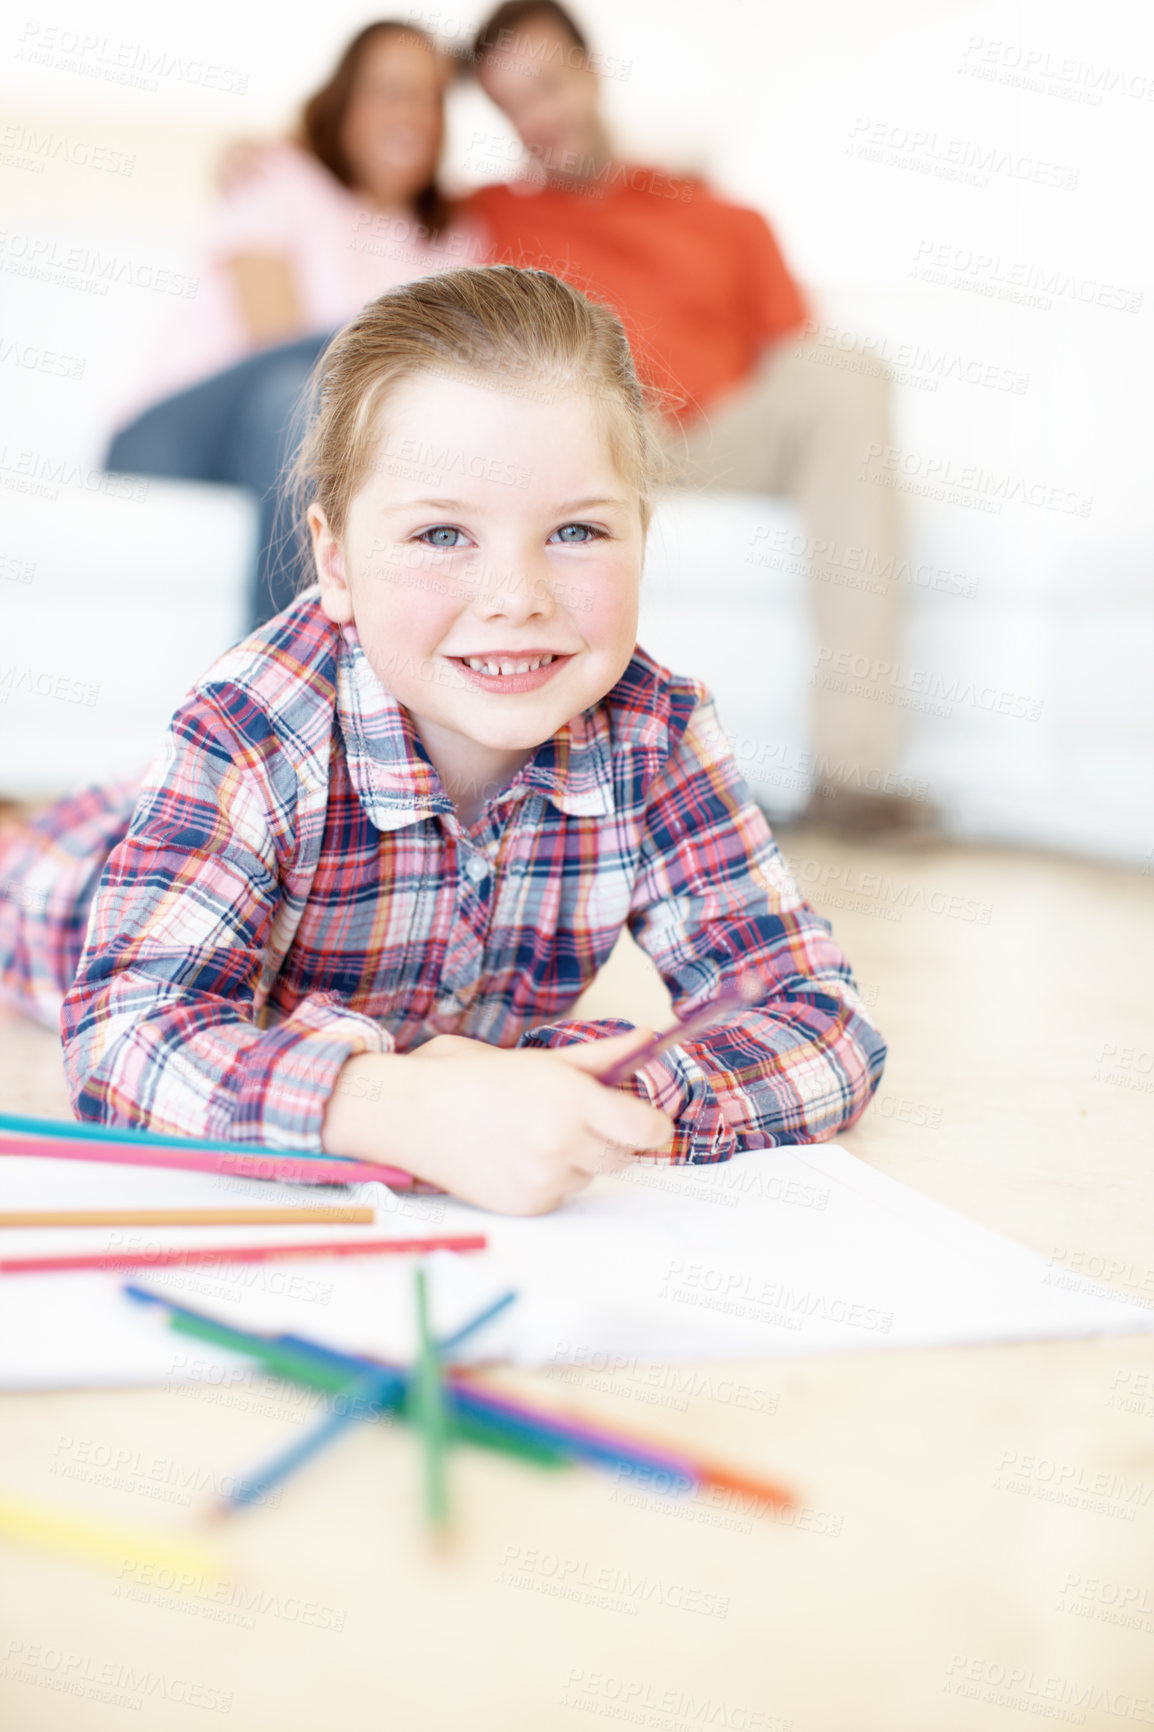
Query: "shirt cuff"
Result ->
[[207, 993, 393, 1152], [517, 1017, 736, 1165]]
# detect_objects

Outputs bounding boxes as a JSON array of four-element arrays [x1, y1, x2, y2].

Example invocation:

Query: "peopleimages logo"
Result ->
[[796, 320, 1029, 397], [15, 23, 248, 94], [847, 117, 1079, 190], [746, 523, 980, 597], [560, 1669, 792, 1730], [861, 442, 1093, 517], [812, 648, 1044, 722], [993, 1450, 1154, 1521], [0, 122, 135, 175], [660, 1260, 894, 1335], [0, 232, 198, 299], [944, 1655, 1154, 1724], [960, 37, 1154, 107], [496, 1546, 730, 1618], [0, 1640, 233, 1713], [910, 239, 1142, 314], [0, 664, 99, 706]]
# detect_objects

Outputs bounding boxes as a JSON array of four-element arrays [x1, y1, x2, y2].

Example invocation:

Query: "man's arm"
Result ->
[[735, 202, 810, 348]]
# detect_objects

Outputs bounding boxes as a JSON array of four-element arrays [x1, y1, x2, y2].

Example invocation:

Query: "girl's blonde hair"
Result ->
[[290, 265, 668, 568]]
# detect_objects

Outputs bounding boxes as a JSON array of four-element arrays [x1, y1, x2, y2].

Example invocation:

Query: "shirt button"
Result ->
[[465, 855, 490, 884], [438, 993, 461, 1015]]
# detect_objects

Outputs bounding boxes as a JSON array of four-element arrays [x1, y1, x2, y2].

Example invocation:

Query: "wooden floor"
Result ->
[[1, 833, 1152, 1732]]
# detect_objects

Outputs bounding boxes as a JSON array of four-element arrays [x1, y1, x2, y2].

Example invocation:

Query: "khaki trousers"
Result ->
[[657, 336, 905, 787]]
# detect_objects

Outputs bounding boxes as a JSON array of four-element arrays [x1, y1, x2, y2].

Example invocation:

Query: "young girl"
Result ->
[[1, 266, 885, 1216]]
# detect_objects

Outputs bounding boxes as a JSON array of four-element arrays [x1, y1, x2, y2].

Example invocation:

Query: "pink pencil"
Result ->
[[0, 1234, 487, 1276], [0, 1132, 418, 1191], [598, 972, 767, 1086]]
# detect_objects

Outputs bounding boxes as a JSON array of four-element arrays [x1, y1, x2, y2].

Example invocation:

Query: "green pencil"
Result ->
[[163, 1309, 570, 1470], [413, 1264, 450, 1540]]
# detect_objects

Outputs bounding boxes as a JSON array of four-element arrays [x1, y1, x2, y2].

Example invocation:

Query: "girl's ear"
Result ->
[[309, 504, 354, 625]]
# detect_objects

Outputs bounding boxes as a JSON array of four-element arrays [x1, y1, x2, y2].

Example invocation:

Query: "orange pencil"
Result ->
[[449, 1371, 797, 1511], [0, 1233, 488, 1274]]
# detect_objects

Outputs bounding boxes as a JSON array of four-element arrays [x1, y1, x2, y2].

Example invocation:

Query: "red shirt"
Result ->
[[465, 167, 808, 423]]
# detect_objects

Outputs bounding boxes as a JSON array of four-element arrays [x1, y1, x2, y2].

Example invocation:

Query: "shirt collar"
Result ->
[[336, 623, 616, 832]]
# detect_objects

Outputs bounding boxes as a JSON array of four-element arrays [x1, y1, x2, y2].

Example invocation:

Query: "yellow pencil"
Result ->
[[0, 1492, 228, 1584]]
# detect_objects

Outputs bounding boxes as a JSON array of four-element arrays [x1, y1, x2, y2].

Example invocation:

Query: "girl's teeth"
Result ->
[[465, 654, 555, 676]]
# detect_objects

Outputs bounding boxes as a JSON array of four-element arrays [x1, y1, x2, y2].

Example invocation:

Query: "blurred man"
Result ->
[[466, 0, 927, 840]]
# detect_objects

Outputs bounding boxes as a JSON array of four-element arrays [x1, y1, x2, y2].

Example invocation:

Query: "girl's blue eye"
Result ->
[[551, 523, 604, 544], [418, 526, 465, 548]]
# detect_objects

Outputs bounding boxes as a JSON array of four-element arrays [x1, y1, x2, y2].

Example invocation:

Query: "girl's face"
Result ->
[[340, 30, 444, 208], [310, 370, 646, 815]]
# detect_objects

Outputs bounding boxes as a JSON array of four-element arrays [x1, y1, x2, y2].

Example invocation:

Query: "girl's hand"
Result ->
[[322, 1029, 673, 1216]]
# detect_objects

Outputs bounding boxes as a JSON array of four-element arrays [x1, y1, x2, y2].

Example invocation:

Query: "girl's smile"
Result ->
[[447, 649, 576, 694]]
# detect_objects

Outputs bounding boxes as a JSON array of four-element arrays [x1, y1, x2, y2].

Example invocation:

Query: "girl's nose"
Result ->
[[472, 560, 557, 622]]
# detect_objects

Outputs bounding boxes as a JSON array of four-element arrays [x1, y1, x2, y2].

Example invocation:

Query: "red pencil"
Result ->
[[0, 1234, 487, 1276]]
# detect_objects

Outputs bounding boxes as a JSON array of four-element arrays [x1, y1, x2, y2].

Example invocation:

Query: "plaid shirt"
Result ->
[[58, 591, 885, 1162]]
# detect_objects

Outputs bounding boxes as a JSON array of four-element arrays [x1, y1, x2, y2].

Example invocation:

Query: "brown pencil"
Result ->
[[0, 1208, 376, 1228]]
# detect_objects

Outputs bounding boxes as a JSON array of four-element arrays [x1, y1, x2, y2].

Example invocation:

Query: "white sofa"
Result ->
[[0, 480, 254, 794]]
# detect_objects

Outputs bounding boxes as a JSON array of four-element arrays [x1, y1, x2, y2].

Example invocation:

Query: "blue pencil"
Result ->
[[124, 1285, 517, 1371], [0, 1109, 352, 1162], [219, 1367, 405, 1513], [175, 1289, 518, 1514]]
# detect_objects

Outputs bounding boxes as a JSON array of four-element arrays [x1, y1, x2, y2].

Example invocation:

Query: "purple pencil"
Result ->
[[597, 972, 767, 1087]]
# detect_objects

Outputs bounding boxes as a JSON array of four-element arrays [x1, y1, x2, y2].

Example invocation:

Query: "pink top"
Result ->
[[124, 143, 485, 417]]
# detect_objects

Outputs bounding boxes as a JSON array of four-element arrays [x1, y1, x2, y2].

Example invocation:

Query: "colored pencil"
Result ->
[[446, 1374, 796, 1510], [126, 1288, 793, 1511], [220, 1368, 405, 1513], [234, 1321, 795, 1510], [437, 1290, 518, 1355], [127, 1284, 516, 1397], [597, 973, 767, 1086], [0, 1109, 327, 1156], [0, 1492, 227, 1583], [169, 1314, 368, 1394], [413, 1265, 449, 1539], [0, 1208, 375, 1228], [0, 1233, 487, 1275], [0, 1109, 406, 1171], [181, 1314, 565, 1471], [214, 1290, 524, 1513], [0, 1124, 417, 1190]]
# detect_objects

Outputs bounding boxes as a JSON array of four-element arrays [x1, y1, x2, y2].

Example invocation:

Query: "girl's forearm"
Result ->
[[320, 1052, 436, 1178]]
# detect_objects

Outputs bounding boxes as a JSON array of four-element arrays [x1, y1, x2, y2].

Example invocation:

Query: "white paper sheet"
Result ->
[[1, 1146, 1150, 1390]]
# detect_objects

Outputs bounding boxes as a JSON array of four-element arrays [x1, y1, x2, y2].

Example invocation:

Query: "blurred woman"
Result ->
[[107, 21, 482, 624], [131, 21, 476, 407]]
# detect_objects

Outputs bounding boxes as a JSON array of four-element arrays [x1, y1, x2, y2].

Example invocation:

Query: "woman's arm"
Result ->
[[225, 253, 304, 347], [207, 142, 310, 347]]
